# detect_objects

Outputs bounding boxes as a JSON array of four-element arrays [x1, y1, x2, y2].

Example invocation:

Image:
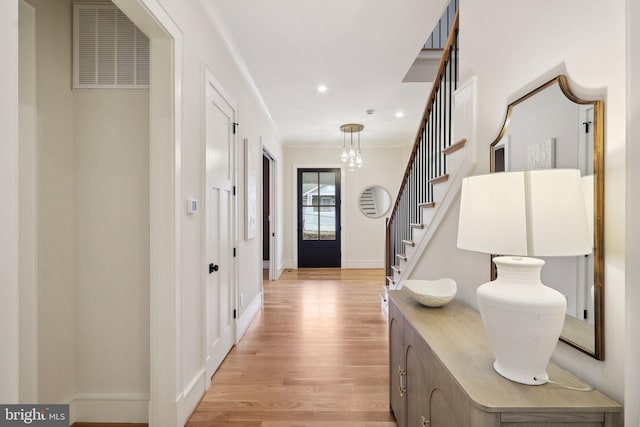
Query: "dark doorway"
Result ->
[[495, 145, 505, 172], [297, 168, 341, 268], [263, 155, 270, 268], [262, 149, 276, 280]]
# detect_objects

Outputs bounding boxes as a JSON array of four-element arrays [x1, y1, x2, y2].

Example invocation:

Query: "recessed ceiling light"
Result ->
[[395, 111, 405, 118], [317, 85, 328, 93]]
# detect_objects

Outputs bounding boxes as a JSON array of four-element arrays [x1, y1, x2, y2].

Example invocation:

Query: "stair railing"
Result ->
[[424, 0, 458, 49], [385, 10, 459, 280]]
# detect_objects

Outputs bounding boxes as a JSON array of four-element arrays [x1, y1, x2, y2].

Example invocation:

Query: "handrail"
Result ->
[[385, 10, 459, 278]]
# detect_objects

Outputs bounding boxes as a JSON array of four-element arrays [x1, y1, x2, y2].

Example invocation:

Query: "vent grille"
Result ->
[[73, 3, 149, 89]]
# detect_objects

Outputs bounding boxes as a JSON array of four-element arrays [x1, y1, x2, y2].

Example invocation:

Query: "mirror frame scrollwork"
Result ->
[[489, 75, 605, 360]]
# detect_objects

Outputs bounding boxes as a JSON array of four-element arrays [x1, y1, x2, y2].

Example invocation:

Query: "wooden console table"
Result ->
[[389, 290, 622, 426]]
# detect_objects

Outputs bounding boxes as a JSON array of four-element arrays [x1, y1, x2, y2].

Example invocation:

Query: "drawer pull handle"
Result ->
[[420, 415, 430, 426], [398, 385, 407, 396], [397, 365, 406, 396]]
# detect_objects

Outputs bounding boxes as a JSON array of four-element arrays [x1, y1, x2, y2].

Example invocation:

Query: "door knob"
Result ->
[[209, 263, 219, 273]]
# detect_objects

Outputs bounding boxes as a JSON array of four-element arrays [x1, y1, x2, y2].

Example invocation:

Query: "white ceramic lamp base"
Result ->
[[477, 256, 567, 385]]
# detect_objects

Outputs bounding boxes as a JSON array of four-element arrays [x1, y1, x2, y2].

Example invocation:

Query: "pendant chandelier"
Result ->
[[340, 123, 364, 170]]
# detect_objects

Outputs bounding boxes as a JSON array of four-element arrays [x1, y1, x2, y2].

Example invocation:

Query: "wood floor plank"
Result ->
[[186, 268, 396, 426]]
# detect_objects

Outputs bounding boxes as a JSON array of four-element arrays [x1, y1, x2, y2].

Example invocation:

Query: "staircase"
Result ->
[[383, 122, 475, 300], [382, 10, 478, 310]]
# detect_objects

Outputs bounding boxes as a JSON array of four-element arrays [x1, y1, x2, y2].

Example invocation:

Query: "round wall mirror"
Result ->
[[358, 186, 391, 218]]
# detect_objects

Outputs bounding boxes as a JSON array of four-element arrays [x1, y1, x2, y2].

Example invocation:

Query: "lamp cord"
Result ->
[[534, 377, 594, 392]]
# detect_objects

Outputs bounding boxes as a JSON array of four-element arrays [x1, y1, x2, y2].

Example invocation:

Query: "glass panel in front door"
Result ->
[[318, 172, 336, 240], [301, 171, 337, 241]]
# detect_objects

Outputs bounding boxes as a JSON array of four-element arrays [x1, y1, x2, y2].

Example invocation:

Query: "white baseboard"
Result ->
[[281, 260, 382, 269], [237, 292, 262, 341], [343, 260, 384, 269], [178, 369, 207, 425], [71, 393, 149, 423]]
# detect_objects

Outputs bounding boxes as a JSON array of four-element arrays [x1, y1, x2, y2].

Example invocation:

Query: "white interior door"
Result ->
[[205, 72, 235, 380], [576, 105, 595, 323]]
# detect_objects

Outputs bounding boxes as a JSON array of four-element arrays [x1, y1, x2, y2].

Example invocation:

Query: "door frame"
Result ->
[[291, 163, 346, 269], [201, 66, 238, 381], [18, 0, 38, 403], [111, 1, 182, 425], [262, 146, 278, 280]]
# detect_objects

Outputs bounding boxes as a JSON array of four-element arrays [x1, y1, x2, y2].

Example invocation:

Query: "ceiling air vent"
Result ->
[[73, 3, 149, 89]]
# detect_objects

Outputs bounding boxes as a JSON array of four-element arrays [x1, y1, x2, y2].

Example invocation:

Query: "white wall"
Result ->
[[27, 0, 77, 404], [283, 145, 408, 269], [23, 0, 152, 417], [460, 0, 626, 403], [625, 0, 640, 424], [73, 90, 150, 402]]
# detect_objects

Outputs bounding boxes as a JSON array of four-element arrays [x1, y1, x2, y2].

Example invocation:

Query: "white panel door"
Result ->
[[576, 105, 595, 323], [205, 74, 235, 380]]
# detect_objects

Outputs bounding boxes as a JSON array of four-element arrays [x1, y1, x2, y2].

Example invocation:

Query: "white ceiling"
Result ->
[[200, 0, 449, 147]]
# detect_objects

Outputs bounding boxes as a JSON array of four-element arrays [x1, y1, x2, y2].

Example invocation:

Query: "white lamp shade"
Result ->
[[457, 169, 591, 257]]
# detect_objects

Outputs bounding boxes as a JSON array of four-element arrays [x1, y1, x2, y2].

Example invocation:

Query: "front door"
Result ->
[[205, 71, 235, 380], [297, 168, 341, 268]]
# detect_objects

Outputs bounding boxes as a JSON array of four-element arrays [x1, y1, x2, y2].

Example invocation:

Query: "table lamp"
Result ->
[[457, 169, 591, 385]]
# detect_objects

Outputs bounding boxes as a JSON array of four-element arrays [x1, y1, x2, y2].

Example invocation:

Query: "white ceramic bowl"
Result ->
[[403, 278, 457, 307]]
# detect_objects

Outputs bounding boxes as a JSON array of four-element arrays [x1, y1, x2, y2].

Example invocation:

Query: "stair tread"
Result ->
[[443, 138, 468, 155], [396, 253, 407, 261], [419, 201, 435, 209], [391, 265, 401, 273], [410, 223, 424, 229], [430, 173, 449, 184], [402, 239, 415, 247]]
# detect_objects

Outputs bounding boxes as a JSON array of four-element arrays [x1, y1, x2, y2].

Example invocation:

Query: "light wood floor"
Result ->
[[187, 268, 396, 427]]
